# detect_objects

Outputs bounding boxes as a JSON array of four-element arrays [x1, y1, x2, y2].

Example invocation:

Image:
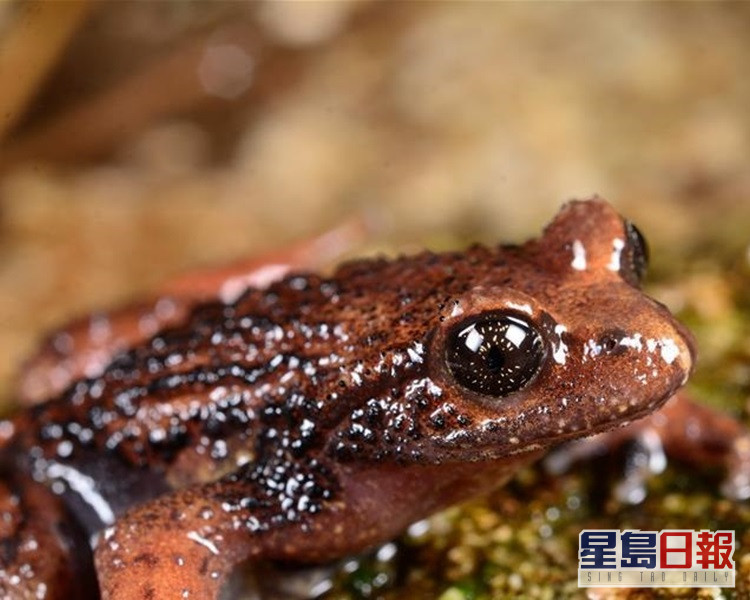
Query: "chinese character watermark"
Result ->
[[578, 529, 735, 588]]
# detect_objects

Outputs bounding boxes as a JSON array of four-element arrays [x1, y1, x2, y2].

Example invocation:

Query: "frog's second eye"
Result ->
[[624, 220, 649, 283], [445, 313, 544, 397]]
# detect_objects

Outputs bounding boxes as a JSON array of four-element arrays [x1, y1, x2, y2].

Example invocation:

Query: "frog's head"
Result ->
[[423, 198, 695, 462], [327, 199, 695, 465]]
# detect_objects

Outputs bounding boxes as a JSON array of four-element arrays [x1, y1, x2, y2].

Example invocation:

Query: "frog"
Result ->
[[0, 198, 744, 599]]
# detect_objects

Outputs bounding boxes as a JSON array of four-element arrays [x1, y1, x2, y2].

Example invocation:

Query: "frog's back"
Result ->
[[6, 247, 517, 522]]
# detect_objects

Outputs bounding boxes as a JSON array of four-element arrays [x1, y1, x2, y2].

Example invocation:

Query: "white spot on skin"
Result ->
[[571, 239, 587, 271], [583, 339, 602, 361], [552, 324, 568, 365], [619, 334, 642, 351], [56, 440, 73, 458], [506, 301, 532, 315], [644, 337, 682, 365], [427, 380, 443, 397], [209, 387, 227, 402], [658, 338, 680, 365], [187, 531, 220, 555], [444, 429, 470, 443], [405, 377, 443, 399], [406, 345, 423, 364], [607, 238, 625, 271], [165, 353, 184, 367], [450, 302, 464, 317], [46, 463, 115, 526], [479, 417, 506, 432]]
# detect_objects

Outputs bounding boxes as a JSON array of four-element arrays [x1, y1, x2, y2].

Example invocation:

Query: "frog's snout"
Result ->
[[670, 317, 697, 380], [583, 299, 696, 393], [625, 312, 696, 389]]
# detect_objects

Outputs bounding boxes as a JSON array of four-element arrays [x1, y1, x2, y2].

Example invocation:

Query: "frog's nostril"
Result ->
[[601, 337, 618, 353], [585, 330, 634, 358], [597, 329, 628, 355], [594, 320, 695, 383]]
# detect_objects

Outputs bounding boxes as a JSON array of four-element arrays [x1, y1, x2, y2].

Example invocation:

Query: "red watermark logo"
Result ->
[[578, 529, 735, 587]]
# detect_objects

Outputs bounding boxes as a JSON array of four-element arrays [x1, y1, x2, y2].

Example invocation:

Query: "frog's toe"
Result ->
[[544, 427, 667, 505], [611, 428, 667, 504]]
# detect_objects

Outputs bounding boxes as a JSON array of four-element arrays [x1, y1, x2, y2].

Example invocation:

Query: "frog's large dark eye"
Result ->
[[445, 313, 545, 397], [624, 221, 649, 283]]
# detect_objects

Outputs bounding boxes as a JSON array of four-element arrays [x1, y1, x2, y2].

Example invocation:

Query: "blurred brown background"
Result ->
[[1, 1, 749, 406]]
